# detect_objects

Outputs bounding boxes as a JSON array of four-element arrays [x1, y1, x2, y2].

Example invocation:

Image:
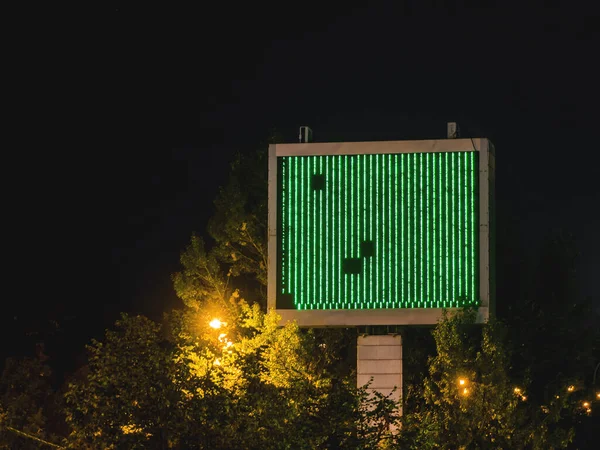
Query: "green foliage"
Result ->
[[172, 234, 229, 309], [63, 296, 399, 449], [0, 356, 61, 449], [402, 309, 527, 448], [64, 314, 181, 449], [400, 308, 588, 449]]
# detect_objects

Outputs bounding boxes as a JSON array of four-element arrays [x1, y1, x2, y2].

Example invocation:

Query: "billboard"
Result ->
[[268, 139, 494, 326]]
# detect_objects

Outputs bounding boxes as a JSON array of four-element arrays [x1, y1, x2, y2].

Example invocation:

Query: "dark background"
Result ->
[[3, 2, 599, 374]]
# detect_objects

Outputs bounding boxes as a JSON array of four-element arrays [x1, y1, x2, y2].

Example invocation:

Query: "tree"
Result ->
[[171, 234, 229, 310], [400, 308, 591, 449], [207, 150, 269, 304], [203, 130, 284, 296], [63, 294, 399, 449], [509, 232, 599, 447], [0, 356, 62, 449], [171, 146, 270, 310], [64, 314, 181, 449]]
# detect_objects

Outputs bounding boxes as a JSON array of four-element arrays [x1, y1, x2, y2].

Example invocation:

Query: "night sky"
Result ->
[[4, 2, 599, 367]]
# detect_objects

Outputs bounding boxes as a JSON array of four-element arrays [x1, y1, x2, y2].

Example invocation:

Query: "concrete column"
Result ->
[[357, 334, 402, 414]]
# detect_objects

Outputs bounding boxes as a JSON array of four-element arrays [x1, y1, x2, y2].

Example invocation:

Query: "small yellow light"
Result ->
[[459, 379, 466, 386], [567, 385, 575, 392], [213, 358, 221, 366], [521, 395, 527, 401], [209, 318, 223, 329], [586, 408, 592, 414], [514, 387, 521, 394], [583, 401, 590, 408], [596, 392, 600, 400], [462, 387, 469, 395]]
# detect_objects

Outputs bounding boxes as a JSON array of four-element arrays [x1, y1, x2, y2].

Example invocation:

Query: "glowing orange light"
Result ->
[[583, 401, 590, 408], [462, 388, 469, 396], [459, 379, 466, 386], [567, 385, 574, 392], [514, 387, 521, 394], [209, 319, 223, 329], [596, 392, 600, 400]]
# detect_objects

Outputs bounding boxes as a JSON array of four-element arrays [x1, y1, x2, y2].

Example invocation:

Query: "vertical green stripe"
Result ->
[[426, 152, 431, 306], [408, 153, 412, 306], [394, 154, 398, 307], [314, 157, 318, 307], [361, 156, 365, 306], [434, 154, 437, 305], [400, 155, 404, 307], [337, 156, 341, 306], [324, 156, 328, 307], [281, 158, 286, 293], [388, 154, 392, 307], [413, 153, 417, 307], [458, 153, 463, 303], [471, 151, 476, 304], [382, 155, 386, 306], [451, 152, 456, 306], [375, 154, 379, 306], [444, 152, 448, 306], [299, 158, 303, 307], [438, 152, 443, 305], [350, 156, 354, 308], [319, 157, 323, 306], [419, 153, 424, 306]]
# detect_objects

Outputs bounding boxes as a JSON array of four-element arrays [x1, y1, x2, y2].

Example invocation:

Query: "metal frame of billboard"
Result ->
[[267, 138, 495, 326]]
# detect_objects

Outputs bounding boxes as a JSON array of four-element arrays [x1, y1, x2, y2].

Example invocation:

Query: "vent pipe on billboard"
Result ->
[[299, 126, 313, 143], [447, 122, 459, 138]]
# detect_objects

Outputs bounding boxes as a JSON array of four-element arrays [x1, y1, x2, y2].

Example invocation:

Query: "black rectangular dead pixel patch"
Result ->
[[343, 258, 361, 274], [312, 174, 325, 190]]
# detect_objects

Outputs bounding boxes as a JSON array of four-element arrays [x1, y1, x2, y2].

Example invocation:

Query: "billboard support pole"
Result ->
[[357, 334, 402, 427]]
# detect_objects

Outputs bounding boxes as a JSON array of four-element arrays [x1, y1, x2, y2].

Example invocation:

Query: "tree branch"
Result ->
[[5, 425, 65, 449]]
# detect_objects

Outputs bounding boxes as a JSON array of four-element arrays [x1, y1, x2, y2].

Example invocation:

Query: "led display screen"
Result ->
[[276, 151, 479, 310]]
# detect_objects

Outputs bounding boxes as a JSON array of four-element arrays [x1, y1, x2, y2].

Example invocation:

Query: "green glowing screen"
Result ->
[[277, 151, 479, 310]]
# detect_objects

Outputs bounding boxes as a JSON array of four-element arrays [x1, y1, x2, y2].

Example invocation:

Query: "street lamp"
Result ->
[[457, 378, 469, 396], [209, 318, 224, 329], [514, 387, 526, 401]]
